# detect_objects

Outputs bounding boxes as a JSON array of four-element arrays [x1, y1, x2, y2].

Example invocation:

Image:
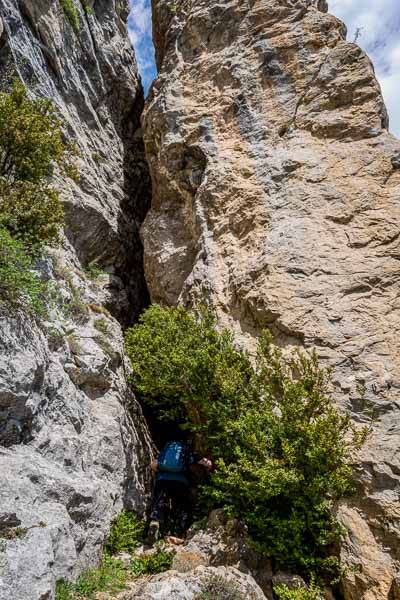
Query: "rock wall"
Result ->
[[142, 0, 400, 597], [0, 1, 152, 599]]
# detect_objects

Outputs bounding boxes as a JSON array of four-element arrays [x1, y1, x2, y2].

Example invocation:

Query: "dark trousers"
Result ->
[[150, 479, 192, 536]]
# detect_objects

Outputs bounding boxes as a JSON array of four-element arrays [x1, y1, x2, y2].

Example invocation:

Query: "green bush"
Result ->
[[274, 580, 324, 600], [105, 511, 145, 555], [195, 573, 246, 600], [60, 0, 80, 33], [83, 4, 95, 16], [125, 304, 255, 447], [130, 545, 175, 576], [125, 305, 368, 581], [0, 183, 64, 251], [55, 555, 126, 600], [0, 80, 77, 249], [85, 260, 105, 279], [0, 226, 49, 315]]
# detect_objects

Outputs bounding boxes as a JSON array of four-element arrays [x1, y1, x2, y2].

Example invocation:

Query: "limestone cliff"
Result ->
[[0, 2, 152, 599], [142, 0, 400, 597]]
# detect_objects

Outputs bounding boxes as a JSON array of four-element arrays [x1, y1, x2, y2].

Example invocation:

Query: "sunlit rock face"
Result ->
[[142, 0, 400, 597], [0, 2, 152, 599]]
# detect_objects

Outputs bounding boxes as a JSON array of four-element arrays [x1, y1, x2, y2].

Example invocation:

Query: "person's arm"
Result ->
[[188, 448, 212, 470], [151, 459, 159, 472]]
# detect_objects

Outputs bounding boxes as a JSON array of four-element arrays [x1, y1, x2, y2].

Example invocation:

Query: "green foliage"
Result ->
[[125, 304, 255, 443], [0, 80, 77, 250], [55, 580, 74, 600], [85, 260, 105, 279], [0, 182, 64, 251], [55, 555, 126, 600], [195, 574, 246, 600], [60, 0, 80, 33], [274, 579, 325, 600], [130, 545, 175, 576], [205, 335, 368, 579], [0, 226, 49, 315], [84, 4, 95, 16], [126, 305, 368, 581], [105, 511, 145, 555]]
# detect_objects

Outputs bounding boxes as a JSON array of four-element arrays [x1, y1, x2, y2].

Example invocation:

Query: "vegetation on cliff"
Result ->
[[125, 304, 368, 583], [60, 0, 81, 33], [0, 80, 77, 313], [56, 512, 174, 599]]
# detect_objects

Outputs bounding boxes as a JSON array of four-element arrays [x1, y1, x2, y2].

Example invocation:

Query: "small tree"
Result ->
[[205, 333, 368, 579], [0, 226, 49, 314], [125, 305, 367, 581], [125, 304, 255, 446], [0, 80, 78, 249]]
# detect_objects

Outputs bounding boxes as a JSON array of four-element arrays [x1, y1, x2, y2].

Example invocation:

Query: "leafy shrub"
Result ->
[[0, 80, 77, 249], [205, 336, 368, 579], [195, 573, 246, 600], [55, 580, 74, 600], [125, 304, 255, 443], [0, 182, 64, 251], [0, 226, 49, 315], [130, 545, 175, 576], [274, 580, 325, 600], [85, 260, 105, 279], [125, 305, 368, 581], [84, 4, 95, 16], [55, 555, 126, 600], [60, 0, 80, 33], [105, 511, 145, 555]]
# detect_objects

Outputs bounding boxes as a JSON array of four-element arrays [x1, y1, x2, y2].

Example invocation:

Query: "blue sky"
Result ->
[[128, 0, 156, 96], [331, 0, 400, 137], [128, 0, 400, 137]]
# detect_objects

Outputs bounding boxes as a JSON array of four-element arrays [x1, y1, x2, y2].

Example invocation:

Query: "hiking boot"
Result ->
[[145, 520, 160, 545]]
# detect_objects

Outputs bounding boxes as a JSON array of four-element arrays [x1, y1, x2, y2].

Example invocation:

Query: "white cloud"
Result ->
[[127, 0, 400, 135], [128, 0, 157, 95], [329, 0, 400, 137]]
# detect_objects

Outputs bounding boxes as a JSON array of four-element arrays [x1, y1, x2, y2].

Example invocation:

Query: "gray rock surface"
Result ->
[[126, 565, 266, 600], [142, 0, 400, 597], [178, 509, 273, 597], [0, 0, 151, 323], [0, 1, 152, 599]]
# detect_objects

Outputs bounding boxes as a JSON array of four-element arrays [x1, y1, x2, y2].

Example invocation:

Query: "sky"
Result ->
[[128, 0, 400, 137], [128, 0, 156, 96], [330, 0, 400, 137]]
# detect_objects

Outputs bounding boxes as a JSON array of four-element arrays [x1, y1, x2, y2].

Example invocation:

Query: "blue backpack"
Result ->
[[158, 441, 188, 473]]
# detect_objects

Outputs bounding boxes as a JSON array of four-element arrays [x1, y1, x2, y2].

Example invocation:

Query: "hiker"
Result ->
[[146, 438, 212, 545]]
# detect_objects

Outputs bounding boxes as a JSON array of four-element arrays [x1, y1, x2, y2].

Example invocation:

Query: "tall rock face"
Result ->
[[142, 0, 400, 597], [0, 2, 152, 599]]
